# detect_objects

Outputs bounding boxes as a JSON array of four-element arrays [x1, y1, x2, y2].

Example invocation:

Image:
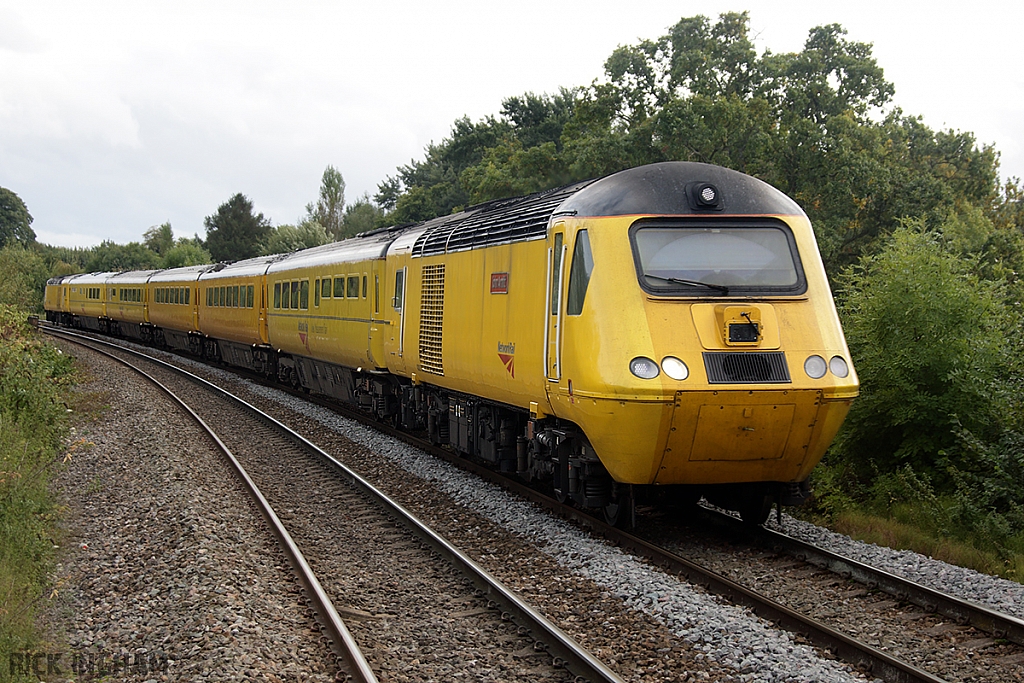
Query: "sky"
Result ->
[[1, 1, 1022, 249]]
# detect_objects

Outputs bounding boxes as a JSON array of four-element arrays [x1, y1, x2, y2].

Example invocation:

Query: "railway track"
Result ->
[[42, 323, 1024, 682], [47, 327, 623, 683]]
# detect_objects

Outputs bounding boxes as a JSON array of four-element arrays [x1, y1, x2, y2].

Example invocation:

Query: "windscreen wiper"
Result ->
[[643, 273, 729, 294]]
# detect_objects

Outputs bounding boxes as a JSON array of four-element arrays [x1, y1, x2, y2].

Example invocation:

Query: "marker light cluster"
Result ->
[[804, 354, 850, 379], [629, 356, 690, 380]]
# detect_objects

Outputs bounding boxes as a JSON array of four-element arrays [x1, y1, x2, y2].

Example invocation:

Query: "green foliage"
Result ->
[[161, 237, 211, 268], [84, 240, 161, 272], [0, 305, 75, 659], [142, 222, 175, 256], [204, 193, 272, 262], [341, 194, 385, 237], [0, 245, 50, 312], [379, 13, 1001, 278], [0, 187, 35, 249], [261, 219, 330, 255], [375, 115, 511, 220], [308, 166, 346, 239], [834, 224, 1009, 479]]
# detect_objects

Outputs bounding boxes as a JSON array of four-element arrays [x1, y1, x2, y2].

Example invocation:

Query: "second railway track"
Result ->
[[50, 328, 621, 683]]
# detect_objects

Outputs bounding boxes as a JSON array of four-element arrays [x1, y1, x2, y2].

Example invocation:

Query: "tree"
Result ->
[[162, 238, 211, 268], [261, 219, 330, 255], [341, 194, 385, 237], [204, 193, 272, 262], [308, 166, 346, 239], [84, 241, 161, 272], [143, 222, 175, 256], [0, 187, 35, 248]]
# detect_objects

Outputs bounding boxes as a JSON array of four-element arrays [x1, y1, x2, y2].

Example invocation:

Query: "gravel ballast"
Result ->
[[41, 345, 338, 681], [55, 335, 1024, 682]]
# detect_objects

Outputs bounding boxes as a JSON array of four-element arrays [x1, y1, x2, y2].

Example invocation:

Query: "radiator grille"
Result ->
[[703, 351, 790, 384], [418, 264, 445, 375]]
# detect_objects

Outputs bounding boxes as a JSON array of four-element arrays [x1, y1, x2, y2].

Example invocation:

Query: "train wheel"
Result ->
[[603, 484, 634, 528], [738, 493, 772, 526]]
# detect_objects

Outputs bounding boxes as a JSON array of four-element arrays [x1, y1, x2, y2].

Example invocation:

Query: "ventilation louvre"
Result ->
[[703, 352, 790, 384], [418, 264, 445, 375], [412, 180, 594, 257]]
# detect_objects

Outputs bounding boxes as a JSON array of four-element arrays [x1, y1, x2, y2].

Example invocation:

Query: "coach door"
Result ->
[[545, 229, 567, 382]]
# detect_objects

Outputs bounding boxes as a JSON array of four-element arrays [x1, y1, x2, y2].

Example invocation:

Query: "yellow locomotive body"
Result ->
[[378, 162, 856, 520]]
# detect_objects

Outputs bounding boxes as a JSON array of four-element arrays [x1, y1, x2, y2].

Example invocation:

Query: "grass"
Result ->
[[828, 508, 1016, 579], [800, 460, 1024, 584]]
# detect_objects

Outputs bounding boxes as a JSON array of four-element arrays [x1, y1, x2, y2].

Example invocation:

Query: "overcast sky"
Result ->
[[2, 1, 1022, 249]]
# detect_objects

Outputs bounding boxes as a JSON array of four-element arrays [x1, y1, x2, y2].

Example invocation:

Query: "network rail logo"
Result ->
[[7, 649, 169, 679]]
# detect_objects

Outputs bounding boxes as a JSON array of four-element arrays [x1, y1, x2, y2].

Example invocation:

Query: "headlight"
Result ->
[[661, 356, 689, 380], [629, 356, 660, 379], [829, 355, 850, 378], [804, 355, 827, 379]]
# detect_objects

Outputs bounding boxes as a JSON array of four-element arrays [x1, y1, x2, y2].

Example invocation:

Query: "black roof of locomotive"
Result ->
[[555, 161, 804, 218], [410, 161, 803, 257]]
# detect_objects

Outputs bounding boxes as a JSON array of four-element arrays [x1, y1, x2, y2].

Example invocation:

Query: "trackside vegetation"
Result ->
[[0, 305, 76, 665], [1, 11, 1023, 583]]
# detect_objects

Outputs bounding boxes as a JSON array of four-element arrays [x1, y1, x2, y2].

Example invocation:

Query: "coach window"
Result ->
[[374, 275, 379, 314], [185, 287, 190, 305], [300, 280, 309, 309], [334, 276, 344, 298], [247, 285, 254, 308], [362, 275, 367, 298], [321, 277, 331, 300], [290, 281, 300, 309], [567, 230, 594, 316], [232, 285, 239, 308], [314, 278, 321, 307], [274, 283, 282, 308], [347, 275, 359, 299]]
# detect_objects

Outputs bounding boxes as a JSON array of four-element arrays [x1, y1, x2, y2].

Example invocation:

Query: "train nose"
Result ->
[[654, 389, 824, 485]]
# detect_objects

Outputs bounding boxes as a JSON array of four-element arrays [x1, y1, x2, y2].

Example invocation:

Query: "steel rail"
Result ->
[[46, 327, 625, 683], [282, 387, 951, 683], [753, 518, 1024, 646], [46, 329, 378, 683]]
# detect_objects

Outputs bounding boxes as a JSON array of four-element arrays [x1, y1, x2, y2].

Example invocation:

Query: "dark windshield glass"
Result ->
[[631, 224, 803, 294]]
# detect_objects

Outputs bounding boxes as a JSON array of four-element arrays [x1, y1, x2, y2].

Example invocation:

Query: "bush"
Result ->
[[833, 224, 1010, 483], [0, 245, 50, 313], [0, 305, 75, 661]]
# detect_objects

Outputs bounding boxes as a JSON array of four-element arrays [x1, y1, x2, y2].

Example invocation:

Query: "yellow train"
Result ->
[[45, 162, 858, 524]]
